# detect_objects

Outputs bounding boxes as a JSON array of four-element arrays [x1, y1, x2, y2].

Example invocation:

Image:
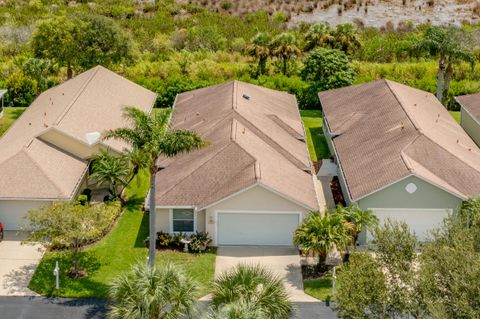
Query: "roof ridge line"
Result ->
[[156, 141, 237, 198], [384, 79, 423, 134], [21, 144, 64, 196], [419, 133, 480, 176], [53, 67, 100, 126], [232, 80, 238, 110]]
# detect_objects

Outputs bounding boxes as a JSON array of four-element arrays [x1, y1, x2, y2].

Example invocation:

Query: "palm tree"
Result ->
[[330, 23, 361, 54], [304, 22, 332, 51], [210, 264, 292, 319], [105, 107, 203, 266], [294, 212, 350, 270], [90, 150, 130, 201], [334, 205, 378, 246], [204, 300, 269, 319], [246, 32, 272, 77], [413, 26, 474, 103], [109, 262, 198, 319], [270, 32, 301, 75]]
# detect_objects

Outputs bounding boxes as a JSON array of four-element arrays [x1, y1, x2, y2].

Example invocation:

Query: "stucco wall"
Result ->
[[322, 117, 335, 155], [205, 185, 309, 245], [39, 130, 103, 159], [460, 108, 480, 147], [155, 208, 170, 233], [357, 175, 462, 210], [0, 200, 52, 230]]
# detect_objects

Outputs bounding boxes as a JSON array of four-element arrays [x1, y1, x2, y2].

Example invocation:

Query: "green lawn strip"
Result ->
[[450, 111, 460, 124], [29, 169, 216, 297], [300, 109, 330, 162], [0, 107, 26, 136], [303, 275, 334, 301]]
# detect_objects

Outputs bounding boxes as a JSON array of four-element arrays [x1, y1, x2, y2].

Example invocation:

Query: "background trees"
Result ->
[[31, 13, 133, 79]]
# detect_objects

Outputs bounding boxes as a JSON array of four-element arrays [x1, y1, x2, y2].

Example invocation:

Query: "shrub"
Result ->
[[5, 72, 38, 107], [189, 232, 212, 253], [157, 231, 172, 247], [77, 195, 88, 206]]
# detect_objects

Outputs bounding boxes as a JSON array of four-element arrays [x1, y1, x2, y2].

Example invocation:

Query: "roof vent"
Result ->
[[297, 136, 306, 142], [85, 131, 101, 145], [303, 167, 312, 174], [242, 94, 250, 100]]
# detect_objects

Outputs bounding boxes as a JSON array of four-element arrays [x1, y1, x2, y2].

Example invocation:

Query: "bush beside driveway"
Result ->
[[28, 170, 216, 298]]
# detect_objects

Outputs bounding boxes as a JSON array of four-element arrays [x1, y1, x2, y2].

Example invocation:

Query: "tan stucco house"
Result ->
[[149, 81, 320, 246], [0, 66, 156, 230], [456, 93, 480, 147], [320, 80, 480, 242]]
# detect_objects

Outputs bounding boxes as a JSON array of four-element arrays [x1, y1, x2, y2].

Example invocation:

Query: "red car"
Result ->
[[0, 223, 3, 241]]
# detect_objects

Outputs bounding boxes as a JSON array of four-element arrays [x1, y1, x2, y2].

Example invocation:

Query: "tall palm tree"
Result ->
[[334, 204, 378, 246], [246, 32, 272, 77], [330, 23, 361, 54], [210, 264, 292, 319], [294, 212, 350, 270], [90, 149, 130, 201], [105, 107, 203, 266], [414, 26, 474, 103], [109, 262, 198, 319], [304, 22, 332, 51], [270, 32, 301, 75]]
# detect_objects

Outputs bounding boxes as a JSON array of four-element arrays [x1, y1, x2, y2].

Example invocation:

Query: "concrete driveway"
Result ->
[[0, 232, 44, 296], [215, 246, 318, 302]]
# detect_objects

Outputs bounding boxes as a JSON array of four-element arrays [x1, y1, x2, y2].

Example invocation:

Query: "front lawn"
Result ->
[[304, 275, 334, 301], [450, 111, 460, 124], [300, 109, 330, 162], [0, 107, 26, 136], [29, 170, 216, 298]]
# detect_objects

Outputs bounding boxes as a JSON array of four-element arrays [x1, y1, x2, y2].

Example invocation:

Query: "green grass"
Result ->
[[450, 111, 461, 124], [29, 169, 216, 298], [0, 107, 26, 136], [304, 275, 334, 301], [300, 109, 330, 162]]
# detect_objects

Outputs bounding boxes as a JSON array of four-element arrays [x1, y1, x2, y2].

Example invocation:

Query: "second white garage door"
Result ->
[[217, 211, 300, 246], [369, 208, 452, 242]]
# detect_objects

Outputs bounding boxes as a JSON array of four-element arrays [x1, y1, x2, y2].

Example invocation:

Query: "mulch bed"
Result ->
[[330, 176, 346, 207]]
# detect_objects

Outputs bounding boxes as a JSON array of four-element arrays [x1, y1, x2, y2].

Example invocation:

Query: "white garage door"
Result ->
[[370, 208, 452, 242], [217, 212, 300, 246], [0, 200, 47, 230]]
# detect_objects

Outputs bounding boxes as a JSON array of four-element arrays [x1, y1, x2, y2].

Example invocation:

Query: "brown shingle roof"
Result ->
[[456, 93, 480, 122], [0, 66, 156, 200], [320, 79, 480, 201], [155, 81, 319, 210]]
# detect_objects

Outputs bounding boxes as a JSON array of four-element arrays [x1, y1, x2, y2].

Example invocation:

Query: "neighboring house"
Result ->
[[151, 81, 320, 246], [456, 93, 480, 147], [320, 80, 480, 242], [0, 66, 156, 230]]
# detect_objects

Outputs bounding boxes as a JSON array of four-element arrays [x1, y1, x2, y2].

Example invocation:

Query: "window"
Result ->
[[172, 209, 195, 233]]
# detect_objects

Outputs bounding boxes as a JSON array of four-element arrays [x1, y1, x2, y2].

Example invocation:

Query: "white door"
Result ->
[[369, 208, 451, 242], [217, 211, 300, 246]]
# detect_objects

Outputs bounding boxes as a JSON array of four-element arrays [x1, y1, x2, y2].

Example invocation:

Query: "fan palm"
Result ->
[[104, 107, 204, 265], [294, 212, 350, 269], [334, 204, 378, 245], [90, 149, 130, 200], [210, 264, 293, 319], [246, 32, 272, 77], [108, 262, 198, 319], [270, 32, 301, 75], [204, 300, 269, 319], [330, 23, 361, 54], [304, 22, 332, 51], [413, 26, 474, 103]]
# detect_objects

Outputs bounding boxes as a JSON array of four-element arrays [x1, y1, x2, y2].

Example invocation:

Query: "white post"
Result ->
[[332, 266, 337, 297], [53, 261, 60, 289]]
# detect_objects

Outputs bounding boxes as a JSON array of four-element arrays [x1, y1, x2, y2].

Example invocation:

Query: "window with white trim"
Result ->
[[172, 209, 195, 232]]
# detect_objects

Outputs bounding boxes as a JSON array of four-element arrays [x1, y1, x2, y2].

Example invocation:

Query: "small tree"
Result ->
[[334, 204, 378, 245], [335, 252, 389, 319], [210, 264, 292, 319], [294, 212, 350, 270], [109, 262, 198, 319], [31, 14, 133, 79], [304, 22, 332, 52], [329, 23, 361, 55], [300, 48, 356, 108], [23, 202, 113, 278]]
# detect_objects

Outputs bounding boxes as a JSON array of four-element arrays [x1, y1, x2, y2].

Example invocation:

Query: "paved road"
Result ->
[[0, 297, 108, 319]]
